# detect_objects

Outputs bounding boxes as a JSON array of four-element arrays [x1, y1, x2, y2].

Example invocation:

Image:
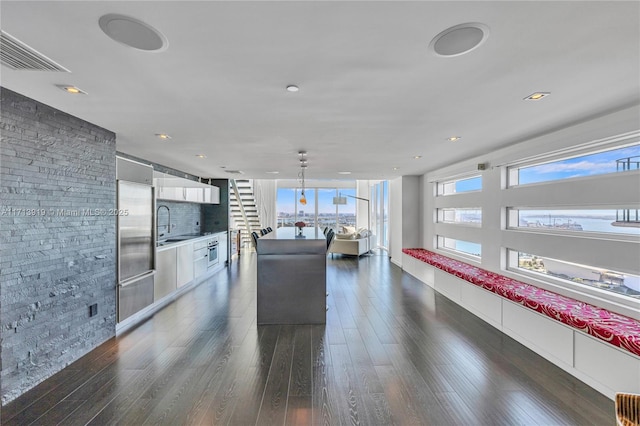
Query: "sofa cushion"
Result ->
[[342, 226, 356, 234], [355, 228, 370, 238], [336, 232, 355, 240]]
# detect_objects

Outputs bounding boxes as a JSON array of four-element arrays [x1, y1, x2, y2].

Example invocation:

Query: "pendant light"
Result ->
[[298, 151, 307, 205]]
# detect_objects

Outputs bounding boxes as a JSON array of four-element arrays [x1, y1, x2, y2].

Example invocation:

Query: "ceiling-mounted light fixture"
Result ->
[[57, 85, 87, 95], [155, 133, 171, 140], [447, 136, 461, 142], [524, 92, 550, 101], [287, 85, 299, 92], [298, 151, 307, 205]]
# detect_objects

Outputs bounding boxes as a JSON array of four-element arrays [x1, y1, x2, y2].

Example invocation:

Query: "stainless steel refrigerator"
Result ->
[[117, 157, 155, 322]]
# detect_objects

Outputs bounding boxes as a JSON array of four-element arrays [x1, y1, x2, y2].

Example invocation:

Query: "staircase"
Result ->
[[229, 179, 262, 249]]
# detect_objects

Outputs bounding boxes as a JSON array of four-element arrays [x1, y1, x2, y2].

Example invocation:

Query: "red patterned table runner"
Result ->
[[403, 248, 640, 357]]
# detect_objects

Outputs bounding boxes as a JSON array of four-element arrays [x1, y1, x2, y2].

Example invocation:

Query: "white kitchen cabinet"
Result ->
[[212, 186, 220, 204], [185, 187, 203, 203], [176, 242, 194, 287], [218, 232, 228, 266], [155, 247, 177, 301], [154, 171, 219, 204]]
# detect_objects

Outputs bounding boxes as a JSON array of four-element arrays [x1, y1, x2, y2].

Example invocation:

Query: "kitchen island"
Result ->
[[256, 227, 327, 324]]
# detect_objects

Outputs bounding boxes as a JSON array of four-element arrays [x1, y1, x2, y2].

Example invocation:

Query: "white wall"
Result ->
[[390, 177, 403, 265], [401, 176, 421, 249], [389, 176, 421, 266]]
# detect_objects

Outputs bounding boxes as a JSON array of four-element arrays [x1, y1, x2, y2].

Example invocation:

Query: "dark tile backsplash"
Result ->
[[156, 201, 202, 237]]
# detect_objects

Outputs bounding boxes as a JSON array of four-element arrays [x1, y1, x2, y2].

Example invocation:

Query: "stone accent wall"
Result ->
[[0, 88, 117, 403]]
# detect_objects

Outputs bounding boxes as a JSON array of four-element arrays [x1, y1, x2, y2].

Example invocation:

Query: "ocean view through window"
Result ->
[[508, 208, 640, 236], [509, 250, 640, 299], [438, 208, 482, 225]]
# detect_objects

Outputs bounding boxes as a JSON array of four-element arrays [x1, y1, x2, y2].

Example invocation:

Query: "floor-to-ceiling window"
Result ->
[[276, 188, 296, 227], [370, 181, 390, 250], [277, 186, 355, 231], [336, 188, 356, 231]]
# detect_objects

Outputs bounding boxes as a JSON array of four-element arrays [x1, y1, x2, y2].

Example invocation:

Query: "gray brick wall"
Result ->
[[0, 88, 117, 403]]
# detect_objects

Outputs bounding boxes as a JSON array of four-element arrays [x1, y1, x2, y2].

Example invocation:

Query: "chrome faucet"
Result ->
[[157, 205, 171, 238]]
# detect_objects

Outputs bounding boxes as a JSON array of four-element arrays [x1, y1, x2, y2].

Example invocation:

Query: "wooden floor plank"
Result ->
[[2, 252, 614, 425], [255, 326, 295, 426]]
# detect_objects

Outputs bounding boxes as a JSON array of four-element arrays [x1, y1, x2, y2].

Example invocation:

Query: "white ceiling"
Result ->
[[2, 1, 639, 180]]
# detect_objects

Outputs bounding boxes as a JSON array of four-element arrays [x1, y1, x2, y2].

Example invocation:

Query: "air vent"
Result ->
[[225, 170, 244, 175], [0, 30, 70, 72]]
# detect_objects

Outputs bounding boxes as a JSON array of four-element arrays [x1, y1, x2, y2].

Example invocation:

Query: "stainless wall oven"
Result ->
[[207, 237, 219, 268]]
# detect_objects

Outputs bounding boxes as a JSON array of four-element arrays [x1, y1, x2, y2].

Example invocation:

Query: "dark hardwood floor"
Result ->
[[2, 251, 614, 425]]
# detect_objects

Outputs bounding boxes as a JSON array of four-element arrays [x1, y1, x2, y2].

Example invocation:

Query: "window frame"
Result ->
[[506, 249, 640, 302], [437, 235, 482, 260], [437, 207, 482, 227], [436, 174, 483, 196], [506, 207, 640, 241], [507, 138, 640, 188]]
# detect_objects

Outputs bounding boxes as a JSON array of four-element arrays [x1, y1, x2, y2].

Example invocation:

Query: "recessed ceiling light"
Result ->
[[99, 14, 168, 52], [429, 23, 490, 57], [196, 154, 207, 159], [57, 85, 86, 95], [414, 156, 422, 159], [393, 167, 400, 171], [447, 136, 461, 142], [155, 133, 171, 140], [337, 171, 351, 175], [524, 92, 550, 101], [265, 171, 280, 174], [287, 85, 299, 92]]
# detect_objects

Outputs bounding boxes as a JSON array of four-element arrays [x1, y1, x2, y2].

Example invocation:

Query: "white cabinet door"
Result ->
[[156, 186, 182, 201], [185, 188, 203, 203], [218, 232, 228, 265], [177, 243, 194, 287], [155, 247, 177, 301], [210, 186, 220, 204]]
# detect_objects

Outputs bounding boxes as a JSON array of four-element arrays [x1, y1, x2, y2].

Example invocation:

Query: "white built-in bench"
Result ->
[[402, 248, 640, 400]]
